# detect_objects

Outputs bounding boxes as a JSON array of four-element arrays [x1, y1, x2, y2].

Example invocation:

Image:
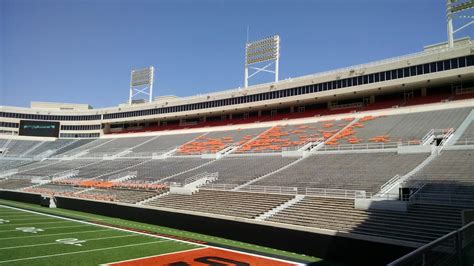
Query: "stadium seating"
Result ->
[[145, 190, 293, 219], [131, 133, 202, 156], [408, 149, 474, 207], [2, 140, 44, 157], [167, 156, 297, 186], [236, 120, 351, 153], [335, 108, 471, 145], [254, 153, 428, 193], [267, 196, 463, 243], [26, 139, 76, 156], [177, 128, 266, 155]]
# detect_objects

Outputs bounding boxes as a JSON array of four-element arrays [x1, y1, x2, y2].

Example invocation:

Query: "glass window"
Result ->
[[437, 61, 444, 71], [443, 60, 451, 70], [451, 58, 458, 69], [467, 55, 474, 66]]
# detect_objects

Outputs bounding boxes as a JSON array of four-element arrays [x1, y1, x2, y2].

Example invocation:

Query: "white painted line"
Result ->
[[0, 204, 304, 265], [0, 217, 57, 222], [0, 221, 72, 227], [0, 229, 113, 240], [0, 224, 94, 233], [0, 234, 138, 250], [0, 240, 171, 263]]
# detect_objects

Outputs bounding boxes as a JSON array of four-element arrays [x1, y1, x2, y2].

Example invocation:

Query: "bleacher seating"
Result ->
[[336, 108, 471, 145], [236, 120, 351, 153], [408, 149, 474, 207], [267, 196, 463, 243], [2, 140, 43, 157], [85, 137, 152, 156], [27, 139, 76, 156], [177, 128, 266, 155], [0, 178, 35, 190], [77, 188, 159, 204], [254, 153, 428, 193], [167, 156, 297, 186], [0, 159, 32, 171], [145, 190, 293, 219], [131, 133, 202, 156], [109, 158, 211, 183]]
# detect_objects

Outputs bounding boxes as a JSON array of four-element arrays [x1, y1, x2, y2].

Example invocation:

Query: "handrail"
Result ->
[[380, 174, 402, 192], [306, 188, 368, 199], [421, 129, 435, 145], [320, 142, 399, 151], [388, 221, 474, 266], [455, 138, 474, 146]]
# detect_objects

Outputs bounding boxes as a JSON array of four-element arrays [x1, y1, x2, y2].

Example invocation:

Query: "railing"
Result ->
[[237, 185, 298, 195], [202, 183, 239, 191], [421, 129, 435, 145], [281, 139, 320, 152], [438, 128, 455, 147], [320, 142, 399, 151], [388, 221, 474, 266], [379, 175, 402, 193], [455, 86, 474, 95], [184, 172, 218, 185], [409, 192, 474, 208], [455, 138, 474, 146], [329, 102, 363, 110], [305, 188, 368, 199], [203, 183, 298, 195]]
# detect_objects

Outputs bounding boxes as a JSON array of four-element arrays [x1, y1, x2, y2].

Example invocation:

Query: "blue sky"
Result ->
[[0, 0, 471, 108]]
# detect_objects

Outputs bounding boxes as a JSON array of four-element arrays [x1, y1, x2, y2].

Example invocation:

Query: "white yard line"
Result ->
[[0, 217, 57, 221], [0, 234, 138, 250], [0, 221, 72, 227], [0, 229, 113, 240], [0, 240, 171, 264], [0, 224, 94, 233]]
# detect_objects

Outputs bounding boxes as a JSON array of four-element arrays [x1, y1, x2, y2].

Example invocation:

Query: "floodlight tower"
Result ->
[[244, 35, 280, 88], [129, 66, 155, 105], [446, 0, 474, 48]]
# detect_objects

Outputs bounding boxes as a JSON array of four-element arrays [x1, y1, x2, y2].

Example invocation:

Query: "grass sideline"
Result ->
[[0, 199, 327, 264]]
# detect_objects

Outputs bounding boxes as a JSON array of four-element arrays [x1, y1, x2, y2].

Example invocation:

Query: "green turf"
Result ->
[[0, 205, 200, 265], [0, 199, 330, 265]]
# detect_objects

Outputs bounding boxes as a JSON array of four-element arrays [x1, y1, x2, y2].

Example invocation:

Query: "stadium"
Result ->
[[1, 1, 474, 265]]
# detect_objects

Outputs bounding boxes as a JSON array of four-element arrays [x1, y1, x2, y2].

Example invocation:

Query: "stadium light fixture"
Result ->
[[244, 35, 280, 88], [129, 66, 155, 105], [446, 0, 474, 48]]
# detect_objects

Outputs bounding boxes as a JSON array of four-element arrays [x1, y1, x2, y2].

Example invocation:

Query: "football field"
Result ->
[[0, 204, 305, 265]]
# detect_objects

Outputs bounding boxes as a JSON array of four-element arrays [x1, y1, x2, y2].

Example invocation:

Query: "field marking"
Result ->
[[0, 228, 113, 240], [0, 224, 96, 232], [0, 217, 57, 222], [0, 240, 171, 264], [0, 234, 138, 250], [0, 202, 104, 221], [0, 204, 304, 266], [0, 220, 73, 227], [0, 214, 41, 218], [102, 247, 208, 265]]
